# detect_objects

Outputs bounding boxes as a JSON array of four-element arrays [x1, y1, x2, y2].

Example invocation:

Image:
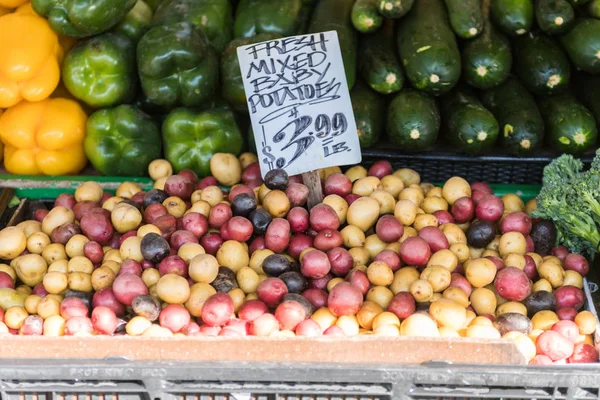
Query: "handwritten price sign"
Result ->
[[237, 31, 361, 178]]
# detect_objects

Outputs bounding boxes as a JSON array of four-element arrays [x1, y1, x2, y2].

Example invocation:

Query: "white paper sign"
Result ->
[[237, 31, 361, 178]]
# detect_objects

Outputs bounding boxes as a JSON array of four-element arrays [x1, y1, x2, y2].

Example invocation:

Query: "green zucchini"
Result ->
[[462, 20, 512, 89], [539, 95, 598, 155], [308, 0, 357, 89], [386, 89, 440, 152], [568, 0, 590, 4], [481, 77, 544, 155], [352, 0, 383, 33], [560, 18, 600, 74], [589, 0, 600, 18], [491, 0, 534, 36], [441, 86, 499, 154], [573, 73, 600, 127], [535, 0, 575, 34], [444, 0, 484, 39], [358, 20, 404, 95], [378, 0, 414, 18], [351, 81, 385, 149], [513, 32, 571, 96], [396, 0, 461, 95]]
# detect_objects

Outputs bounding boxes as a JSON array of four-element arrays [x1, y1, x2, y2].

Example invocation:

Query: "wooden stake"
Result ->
[[302, 170, 323, 209]]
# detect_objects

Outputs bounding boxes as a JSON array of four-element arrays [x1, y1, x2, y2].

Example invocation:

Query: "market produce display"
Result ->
[[0, 154, 596, 365]]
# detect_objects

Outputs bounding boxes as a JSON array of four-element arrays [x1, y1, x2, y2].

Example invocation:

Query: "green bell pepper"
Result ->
[[221, 33, 280, 113], [234, 0, 303, 38], [85, 105, 162, 177], [152, 0, 232, 53], [162, 108, 244, 177], [62, 33, 137, 108], [113, 0, 153, 43], [137, 22, 219, 109], [32, 0, 136, 38]]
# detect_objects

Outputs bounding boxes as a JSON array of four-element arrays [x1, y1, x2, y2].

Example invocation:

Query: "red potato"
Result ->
[[432, 210, 454, 225], [418, 226, 449, 253], [376, 215, 404, 243], [285, 183, 310, 207], [225, 319, 249, 336], [219, 223, 231, 241], [309, 273, 333, 291], [500, 212, 532, 235], [197, 176, 218, 190], [200, 232, 224, 256], [91, 306, 118, 335], [0, 272, 14, 289], [64, 316, 94, 336], [494, 266, 531, 302], [154, 214, 177, 240], [91, 207, 112, 220], [178, 169, 198, 184], [202, 293, 234, 327], [301, 250, 331, 279], [563, 253, 590, 277], [265, 218, 291, 253], [51, 222, 81, 245], [80, 213, 114, 245], [295, 318, 322, 336], [73, 201, 99, 221], [325, 173, 352, 197], [328, 282, 363, 317], [33, 284, 48, 297], [309, 204, 340, 232], [302, 289, 328, 309], [226, 217, 253, 242], [451, 197, 475, 224], [238, 300, 268, 321], [313, 229, 343, 251], [101, 192, 112, 205], [130, 192, 146, 208], [249, 313, 279, 336], [554, 286, 585, 310], [399, 236, 431, 267], [144, 203, 168, 224], [197, 324, 221, 336], [228, 184, 254, 201], [536, 330, 575, 361], [19, 315, 43, 336], [83, 241, 104, 264], [368, 160, 393, 178], [257, 278, 288, 308], [275, 300, 306, 331], [118, 230, 138, 247], [242, 162, 261, 184], [288, 233, 313, 260], [159, 304, 191, 333], [119, 259, 142, 276], [324, 325, 346, 336], [529, 355, 553, 365], [568, 343, 599, 363], [344, 194, 360, 206], [287, 207, 309, 233], [346, 269, 370, 296], [158, 255, 187, 277], [289, 175, 303, 184], [471, 190, 489, 206], [182, 321, 200, 335], [374, 250, 402, 272], [471, 182, 493, 194], [557, 307, 578, 321], [34, 209, 49, 222], [55, 194, 76, 210], [551, 245, 569, 260], [523, 255, 538, 280], [388, 292, 416, 320], [486, 256, 505, 272], [92, 288, 125, 316], [209, 203, 232, 229], [475, 195, 505, 222], [181, 212, 209, 239], [60, 297, 89, 320], [328, 247, 354, 277], [164, 175, 194, 200], [551, 320, 580, 342], [449, 273, 472, 297], [112, 273, 149, 306]]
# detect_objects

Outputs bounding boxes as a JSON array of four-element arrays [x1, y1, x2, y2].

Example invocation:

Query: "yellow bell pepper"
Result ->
[[0, 0, 26, 9], [0, 98, 87, 175], [0, 11, 62, 108], [14, 3, 77, 54], [0, 109, 3, 163], [0, 6, 12, 16]]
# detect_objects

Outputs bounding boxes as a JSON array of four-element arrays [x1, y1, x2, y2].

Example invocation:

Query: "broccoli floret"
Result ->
[[589, 148, 600, 173], [542, 153, 583, 186]]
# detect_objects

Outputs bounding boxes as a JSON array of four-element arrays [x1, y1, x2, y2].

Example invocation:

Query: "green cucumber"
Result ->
[[462, 20, 512, 89], [560, 18, 600, 74], [358, 20, 404, 94], [539, 95, 597, 154], [491, 0, 533, 36], [481, 77, 544, 155], [513, 32, 571, 95], [444, 0, 484, 39], [441, 86, 499, 154], [535, 0, 575, 34], [378, 0, 414, 18], [396, 0, 461, 95], [351, 81, 385, 149], [590, 0, 600, 18], [573, 72, 600, 126], [352, 0, 383, 33], [308, 0, 357, 89], [386, 89, 440, 152]]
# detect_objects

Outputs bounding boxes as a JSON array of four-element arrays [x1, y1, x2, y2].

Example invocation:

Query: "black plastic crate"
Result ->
[[362, 145, 595, 185]]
